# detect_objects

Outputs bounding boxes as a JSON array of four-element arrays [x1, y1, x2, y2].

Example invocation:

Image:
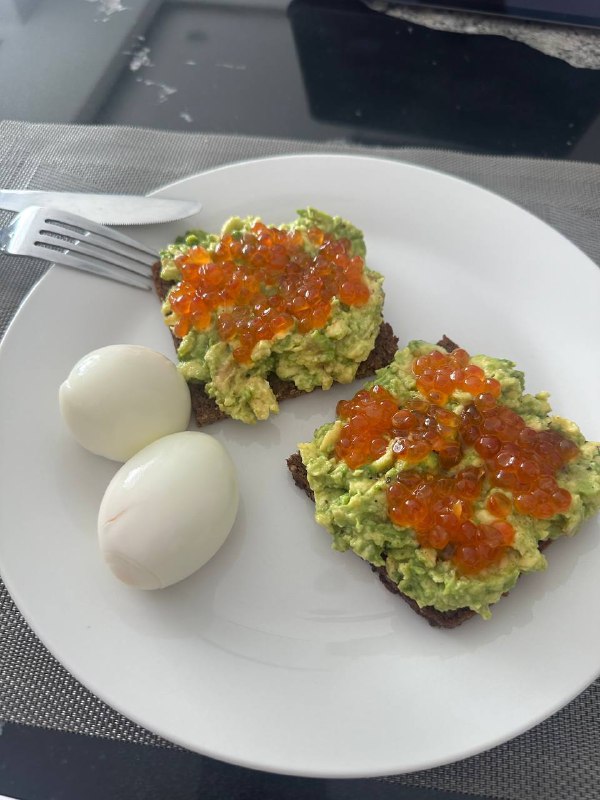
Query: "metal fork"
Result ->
[[0, 205, 157, 290]]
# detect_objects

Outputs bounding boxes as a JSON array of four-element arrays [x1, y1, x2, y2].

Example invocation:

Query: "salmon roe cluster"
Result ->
[[166, 222, 370, 364], [335, 388, 463, 471], [460, 398, 577, 519], [333, 347, 580, 574], [412, 347, 502, 405], [335, 386, 398, 469], [388, 469, 515, 574]]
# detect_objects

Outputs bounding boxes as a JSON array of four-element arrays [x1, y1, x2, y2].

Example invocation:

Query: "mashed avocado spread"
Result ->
[[159, 209, 384, 424], [298, 341, 600, 618]]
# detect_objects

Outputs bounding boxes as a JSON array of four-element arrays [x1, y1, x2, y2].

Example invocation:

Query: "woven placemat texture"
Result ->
[[0, 120, 599, 799]]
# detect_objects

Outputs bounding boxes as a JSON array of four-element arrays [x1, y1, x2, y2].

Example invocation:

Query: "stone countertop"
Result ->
[[365, 1, 600, 69]]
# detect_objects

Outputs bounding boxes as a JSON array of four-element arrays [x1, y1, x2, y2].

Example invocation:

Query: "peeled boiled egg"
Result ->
[[59, 345, 191, 462], [98, 431, 239, 589]]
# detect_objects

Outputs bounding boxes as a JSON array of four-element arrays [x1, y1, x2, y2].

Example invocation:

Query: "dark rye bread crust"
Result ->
[[286, 450, 475, 628], [152, 262, 399, 426], [286, 335, 477, 629]]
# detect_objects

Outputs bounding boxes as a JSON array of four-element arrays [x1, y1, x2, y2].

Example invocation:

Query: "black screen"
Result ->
[[387, 0, 600, 28]]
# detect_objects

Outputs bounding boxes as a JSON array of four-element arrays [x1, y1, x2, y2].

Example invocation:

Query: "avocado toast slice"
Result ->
[[288, 337, 600, 627], [153, 209, 398, 426]]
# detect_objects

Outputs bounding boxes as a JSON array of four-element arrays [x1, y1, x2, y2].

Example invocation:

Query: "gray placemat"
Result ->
[[0, 120, 599, 799]]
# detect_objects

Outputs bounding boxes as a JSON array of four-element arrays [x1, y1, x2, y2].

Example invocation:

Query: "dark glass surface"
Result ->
[[1, 0, 599, 161], [287, 0, 600, 155], [0, 1, 599, 797], [0, 723, 488, 800]]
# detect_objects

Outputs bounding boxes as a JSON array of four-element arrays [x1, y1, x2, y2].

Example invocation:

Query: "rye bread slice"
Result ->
[[287, 336, 555, 628], [286, 450, 475, 628], [152, 262, 399, 426], [286, 335, 477, 629]]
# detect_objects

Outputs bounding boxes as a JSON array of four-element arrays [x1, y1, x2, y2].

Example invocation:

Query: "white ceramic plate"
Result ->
[[0, 155, 599, 778]]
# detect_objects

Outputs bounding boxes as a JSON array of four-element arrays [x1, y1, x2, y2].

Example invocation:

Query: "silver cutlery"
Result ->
[[0, 206, 157, 290], [0, 189, 200, 226]]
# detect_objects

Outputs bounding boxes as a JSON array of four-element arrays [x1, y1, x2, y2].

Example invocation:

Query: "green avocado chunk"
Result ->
[[298, 341, 600, 619], [158, 209, 384, 424]]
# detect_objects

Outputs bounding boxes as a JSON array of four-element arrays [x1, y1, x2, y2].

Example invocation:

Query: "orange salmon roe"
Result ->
[[333, 347, 580, 574], [335, 389, 462, 470], [167, 222, 370, 364], [387, 468, 515, 574], [335, 386, 398, 469], [459, 401, 578, 519], [412, 347, 502, 405]]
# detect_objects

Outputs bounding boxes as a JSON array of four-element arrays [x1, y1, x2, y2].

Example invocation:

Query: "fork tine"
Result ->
[[34, 232, 153, 277], [40, 208, 158, 258], [1, 206, 157, 290], [38, 224, 157, 269], [34, 246, 152, 290]]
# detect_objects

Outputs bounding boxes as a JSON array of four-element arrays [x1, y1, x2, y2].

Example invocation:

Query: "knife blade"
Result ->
[[0, 190, 201, 226]]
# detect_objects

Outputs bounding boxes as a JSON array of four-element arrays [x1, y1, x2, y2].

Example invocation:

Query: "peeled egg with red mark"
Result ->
[[98, 431, 238, 589]]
